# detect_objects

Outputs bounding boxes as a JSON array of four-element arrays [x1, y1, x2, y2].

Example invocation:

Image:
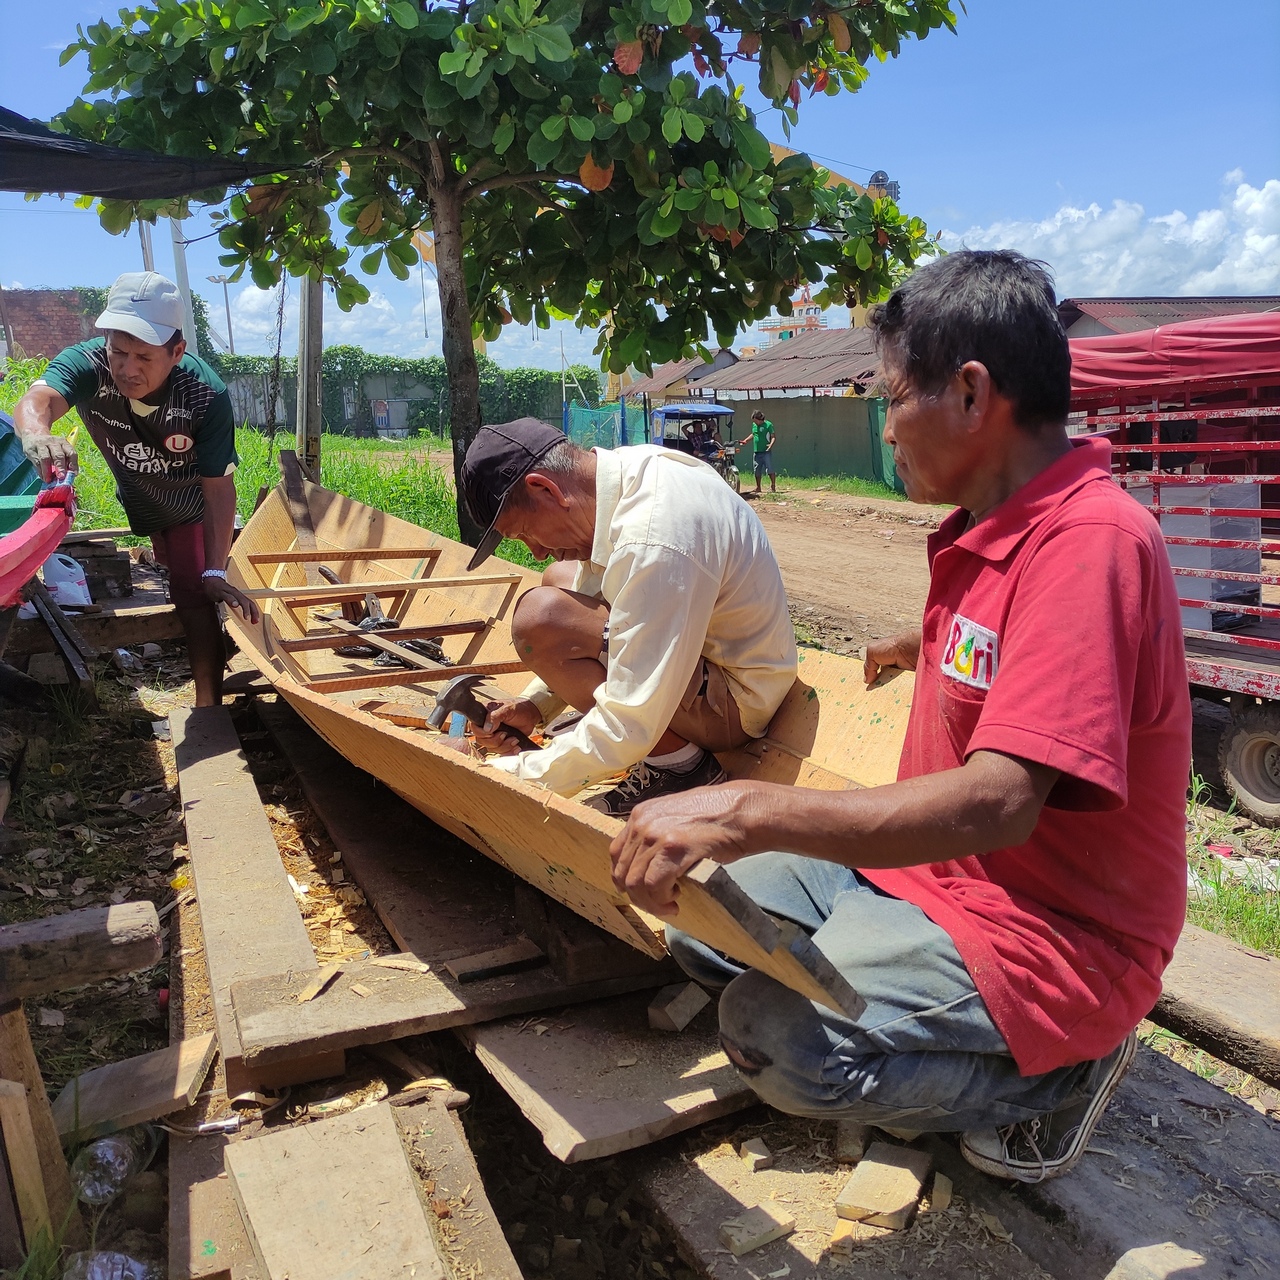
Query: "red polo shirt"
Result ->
[[862, 438, 1191, 1077]]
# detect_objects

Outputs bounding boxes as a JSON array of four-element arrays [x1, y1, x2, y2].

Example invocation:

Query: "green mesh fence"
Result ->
[[565, 401, 632, 449]]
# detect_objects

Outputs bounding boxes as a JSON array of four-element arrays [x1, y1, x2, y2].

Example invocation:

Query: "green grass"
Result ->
[[773, 473, 907, 502], [0, 357, 543, 570], [1185, 773, 1280, 956]]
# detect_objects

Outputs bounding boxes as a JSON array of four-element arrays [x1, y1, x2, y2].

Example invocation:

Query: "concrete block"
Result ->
[[26, 652, 68, 685]]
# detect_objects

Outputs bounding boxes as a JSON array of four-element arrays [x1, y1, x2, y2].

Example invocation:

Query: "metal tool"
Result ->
[[427, 672, 540, 751]]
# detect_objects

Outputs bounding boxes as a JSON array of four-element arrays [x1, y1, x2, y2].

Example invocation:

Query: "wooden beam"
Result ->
[[1152, 923, 1280, 1088], [173, 707, 343, 1094], [0, 1078, 50, 1251], [0, 1002, 84, 1247], [243, 573, 522, 602], [0, 902, 161, 1003], [246, 547, 442, 565], [52, 1033, 216, 1145], [25, 579, 98, 661], [459, 990, 753, 1163], [278, 618, 489, 654], [302, 659, 529, 695], [225, 1102, 446, 1280], [27, 589, 97, 709]]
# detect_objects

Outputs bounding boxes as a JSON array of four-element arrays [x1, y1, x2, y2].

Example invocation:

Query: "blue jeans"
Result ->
[[666, 853, 1113, 1131]]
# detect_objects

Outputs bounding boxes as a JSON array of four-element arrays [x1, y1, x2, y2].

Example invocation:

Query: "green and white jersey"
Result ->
[[37, 338, 237, 535]]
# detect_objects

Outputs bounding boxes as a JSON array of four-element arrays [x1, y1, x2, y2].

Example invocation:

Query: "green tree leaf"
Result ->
[[389, 2, 419, 29]]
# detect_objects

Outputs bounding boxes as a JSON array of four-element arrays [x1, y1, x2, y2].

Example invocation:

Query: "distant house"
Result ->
[[620, 349, 738, 402], [1058, 296, 1280, 339]]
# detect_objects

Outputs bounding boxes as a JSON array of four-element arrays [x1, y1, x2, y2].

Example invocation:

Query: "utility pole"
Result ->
[[138, 220, 155, 272], [295, 275, 323, 479], [168, 218, 199, 357], [207, 275, 235, 354]]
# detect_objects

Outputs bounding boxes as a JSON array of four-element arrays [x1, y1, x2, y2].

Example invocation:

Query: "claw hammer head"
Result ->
[[427, 672, 488, 732]]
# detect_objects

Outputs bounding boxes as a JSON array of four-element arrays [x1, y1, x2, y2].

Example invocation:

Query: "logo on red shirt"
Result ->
[[940, 613, 999, 690], [165, 432, 194, 453]]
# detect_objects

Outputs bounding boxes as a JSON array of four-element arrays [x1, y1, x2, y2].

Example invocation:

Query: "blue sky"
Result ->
[[2, 0, 1278, 367]]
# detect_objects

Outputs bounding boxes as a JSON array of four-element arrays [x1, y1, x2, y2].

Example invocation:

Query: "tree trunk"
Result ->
[[431, 182, 485, 546]]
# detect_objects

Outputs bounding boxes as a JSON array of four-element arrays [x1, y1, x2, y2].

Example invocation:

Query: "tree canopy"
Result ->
[[56, 0, 955, 535]]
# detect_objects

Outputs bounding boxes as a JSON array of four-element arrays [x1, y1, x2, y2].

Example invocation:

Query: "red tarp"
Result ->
[[1069, 312, 1280, 403]]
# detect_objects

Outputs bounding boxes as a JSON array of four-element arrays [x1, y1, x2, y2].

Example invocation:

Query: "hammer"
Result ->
[[427, 673, 540, 751]]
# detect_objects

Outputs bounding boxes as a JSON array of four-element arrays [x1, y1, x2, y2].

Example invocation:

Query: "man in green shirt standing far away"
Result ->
[[738, 410, 777, 494], [13, 271, 260, 705]]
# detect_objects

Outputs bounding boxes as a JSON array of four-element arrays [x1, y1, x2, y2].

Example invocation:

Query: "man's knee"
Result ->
[[718, 970, 813, 1079], [511, 585, 572, 658]]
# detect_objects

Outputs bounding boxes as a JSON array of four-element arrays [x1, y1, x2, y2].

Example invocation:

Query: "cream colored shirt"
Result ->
[[488, 445, 797, 796]]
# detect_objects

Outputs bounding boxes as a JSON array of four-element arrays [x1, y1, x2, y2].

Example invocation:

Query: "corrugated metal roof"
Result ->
[[697, 327, 880, 391], [622, 352, 736, 399], [1061, 297, 1280, 335]]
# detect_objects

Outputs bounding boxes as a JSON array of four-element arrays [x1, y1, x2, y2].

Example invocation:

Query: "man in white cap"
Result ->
[[13, 270, 259, 705]]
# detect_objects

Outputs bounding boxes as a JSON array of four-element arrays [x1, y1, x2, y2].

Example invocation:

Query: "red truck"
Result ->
[[1069, 312, 1280, 822]]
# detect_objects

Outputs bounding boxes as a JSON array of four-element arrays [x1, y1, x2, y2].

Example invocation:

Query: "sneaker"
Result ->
[[584, 749, 727, 818], [960, 1030, 1138, 1184]]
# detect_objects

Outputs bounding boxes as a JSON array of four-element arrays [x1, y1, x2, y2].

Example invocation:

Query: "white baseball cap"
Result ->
[[95, 271, 185, 346]]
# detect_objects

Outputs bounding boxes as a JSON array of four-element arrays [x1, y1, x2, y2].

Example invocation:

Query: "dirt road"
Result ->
[[750, 489, 946, 655]]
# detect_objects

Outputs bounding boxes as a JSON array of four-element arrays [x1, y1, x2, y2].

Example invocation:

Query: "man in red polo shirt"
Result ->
[[609, 249, 1191, 1183]]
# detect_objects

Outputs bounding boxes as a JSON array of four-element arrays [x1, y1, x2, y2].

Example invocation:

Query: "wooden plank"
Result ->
[[291, 615, 449, 672], [52, 1033, 216, 1144], [0, 1131, 24, 1270], [26, 578, 99, 661], [173, 707, 343, 1094], [247, 547, 442, 565], [278, 618, 488, 654], [393, 1096, 522, 1279], [242, 573, 521, 602], [0, 1001, 84, 1247], [28, 588, 97, 709], [232, 954, 698, 1067], [169, 1133, 260, 1280], [0, 902, 161, 1001], [224, 1102, 446, 1280], [1151, 922, 1280, 1087], [0, 1078, 51, 1249], [302, 659, 530, 695], [59, 527, 133, 544], [459, 990, 754, 1163], [444, 937, 545, 982]]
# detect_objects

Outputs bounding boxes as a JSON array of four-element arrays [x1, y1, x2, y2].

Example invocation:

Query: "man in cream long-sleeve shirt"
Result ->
[[460, 419, 797, 814]]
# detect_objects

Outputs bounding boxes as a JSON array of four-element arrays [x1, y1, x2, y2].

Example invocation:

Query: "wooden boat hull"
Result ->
[[226, 475, 914, 1016]]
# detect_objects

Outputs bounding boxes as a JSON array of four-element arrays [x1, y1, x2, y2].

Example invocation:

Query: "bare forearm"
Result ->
[[200, 476, 238, 570], [734, 751, 1055, 870]]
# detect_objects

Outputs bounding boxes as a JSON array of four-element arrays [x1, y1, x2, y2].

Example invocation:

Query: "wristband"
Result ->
[[201, 569, 228, 580]]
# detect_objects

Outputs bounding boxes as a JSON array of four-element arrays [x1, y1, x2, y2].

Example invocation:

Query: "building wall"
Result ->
[[731, 397, 877, 478], [2, 289, 97, 359]]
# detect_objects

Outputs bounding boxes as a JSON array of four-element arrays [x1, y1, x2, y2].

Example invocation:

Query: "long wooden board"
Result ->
[[52, 1033, 216, 1144], [458, 991, 754, 1163], [173, 707, 343, 1094], [0, 1078, 50, 1252], [232, 955, 699, 1067], [1152, 922, 1280, 1087], [224, 1103, 446, 1280], [242, 573, 520, 602], [394, 1096, 522, 1279]]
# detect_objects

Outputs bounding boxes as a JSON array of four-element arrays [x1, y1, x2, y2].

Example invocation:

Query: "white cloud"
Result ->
[[939, 175, 1280, 296]]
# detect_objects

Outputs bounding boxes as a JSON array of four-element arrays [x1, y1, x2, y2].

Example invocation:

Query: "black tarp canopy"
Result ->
[[0, 106, 289, 199]]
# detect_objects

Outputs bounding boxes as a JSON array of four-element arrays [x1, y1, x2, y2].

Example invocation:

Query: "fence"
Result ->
[[566, 401, 630, 449]]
